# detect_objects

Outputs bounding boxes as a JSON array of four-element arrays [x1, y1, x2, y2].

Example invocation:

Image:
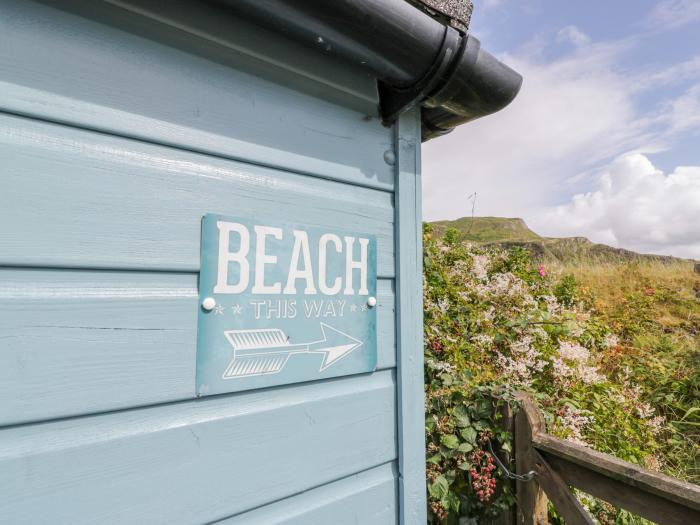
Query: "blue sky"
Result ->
[[423, 0, 700, 258]]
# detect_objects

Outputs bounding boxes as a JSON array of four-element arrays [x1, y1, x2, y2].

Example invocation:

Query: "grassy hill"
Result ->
[[431, 217, 695, 265], [431, 216, 541, 243]]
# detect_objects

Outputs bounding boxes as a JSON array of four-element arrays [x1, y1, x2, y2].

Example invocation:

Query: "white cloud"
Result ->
[[646, 0, 700, 31], [658, 81, 700, 134], [633, 56, 700, 92], [536, 154, 700, 258], [422, 42, 653, 222], [556, 25, 591, 47]]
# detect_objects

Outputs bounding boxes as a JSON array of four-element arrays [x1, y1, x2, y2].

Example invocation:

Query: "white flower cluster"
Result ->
[[427, 358, 454, 374], [474, 272, 527, 298], [495, 337, 547, 387], [558, 340, 590, 361], [636, 401, 655, 419], [552, 341, 604, 385], [479, 306, 496, 324], [436, 297, 450, 313], [471, 255, 490, 280], [645, 415, 666, 436], [541, 294, 560, 315], [471, 333, 494, 350], [556, 405, 593, 446], [616, 383, 667, 436]]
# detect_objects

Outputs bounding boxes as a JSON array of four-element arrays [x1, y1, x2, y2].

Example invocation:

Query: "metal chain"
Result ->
[[487, 439, 537, 482]]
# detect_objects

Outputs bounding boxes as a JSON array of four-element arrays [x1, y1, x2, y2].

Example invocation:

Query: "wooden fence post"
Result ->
[[513, 393, 700, 525], [514, 394, 548, 525]]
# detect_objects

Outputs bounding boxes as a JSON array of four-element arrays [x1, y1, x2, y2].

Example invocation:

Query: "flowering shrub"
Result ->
[[423, 225, 697, 524]]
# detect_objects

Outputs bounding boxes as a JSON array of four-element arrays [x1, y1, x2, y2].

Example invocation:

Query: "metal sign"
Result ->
[[196, 213, 377, 396]]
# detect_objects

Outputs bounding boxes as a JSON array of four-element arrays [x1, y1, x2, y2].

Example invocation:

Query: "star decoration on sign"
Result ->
[[360, 304, 368, 312], [213, 305, 225, 315], [232, 304, 243, 315]]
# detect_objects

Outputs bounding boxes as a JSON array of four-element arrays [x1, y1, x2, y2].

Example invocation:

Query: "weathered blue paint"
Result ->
[[395, 108, 428, 524], [0, 113, 395, 274], [0, 269, 396, 425], [0, 0, 392, 189], [225, 463, 399, 524], [0, 372, 397, 524], [0, 1, 427, 523], [197, 214, 377, 395]]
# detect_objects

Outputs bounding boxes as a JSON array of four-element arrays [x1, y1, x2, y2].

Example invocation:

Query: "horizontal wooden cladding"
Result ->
[[0, 112, 395, 275], [0, 269, 396, 425], [220, 463, 398, 524], [0, 0, 393, 189], [0, 371, 397, 524]]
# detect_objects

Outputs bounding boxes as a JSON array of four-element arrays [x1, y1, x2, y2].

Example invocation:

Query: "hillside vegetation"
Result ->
[[432, 217, 541, 243], [432, 216, 694, 265], [423, 224, 699, 524]]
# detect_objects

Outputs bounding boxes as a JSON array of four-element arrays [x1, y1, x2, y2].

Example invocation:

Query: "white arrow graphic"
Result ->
[[222, 323, 362, 379]]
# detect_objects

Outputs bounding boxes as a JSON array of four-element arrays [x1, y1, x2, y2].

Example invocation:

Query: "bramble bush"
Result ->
[[423, 225, 699, 524]]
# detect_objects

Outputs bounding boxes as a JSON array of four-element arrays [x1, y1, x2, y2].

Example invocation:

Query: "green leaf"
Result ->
[[472, 420, 487, 431], [460, 427, 478, 444], [453, 405, 471, 427], [441, 434, 460, 449], [427, 453, 442, 464], [476, 399, 492, 417], [443, 490, 461, 512], [429, 475, 449, 500], [681, 407, 700, 421], [457, 442, 474, 453], [673, 420, 700, 426]]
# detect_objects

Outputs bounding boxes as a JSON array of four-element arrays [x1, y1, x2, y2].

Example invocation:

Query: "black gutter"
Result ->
[[211, 0, 522, 141]]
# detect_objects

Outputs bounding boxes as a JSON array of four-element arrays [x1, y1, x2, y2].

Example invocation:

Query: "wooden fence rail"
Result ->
[[513, 394, 700, 525]]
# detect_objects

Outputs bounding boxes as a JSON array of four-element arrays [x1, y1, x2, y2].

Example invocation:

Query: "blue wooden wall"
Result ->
[[0, 0, 425, 523]]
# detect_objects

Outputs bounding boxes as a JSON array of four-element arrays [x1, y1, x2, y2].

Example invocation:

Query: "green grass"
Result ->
[[551, 260, 700, 482], [553, 260, 700, 333], [431, 217, 541, 243]]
